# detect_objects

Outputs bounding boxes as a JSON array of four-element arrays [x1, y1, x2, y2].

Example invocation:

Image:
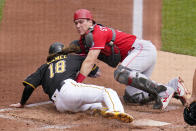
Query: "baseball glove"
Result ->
[[88, 64, 101, 78], [184, 102, 196, 126]]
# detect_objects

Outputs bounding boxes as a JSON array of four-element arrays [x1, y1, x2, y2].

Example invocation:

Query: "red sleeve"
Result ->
[[90, 25, 112, 50]]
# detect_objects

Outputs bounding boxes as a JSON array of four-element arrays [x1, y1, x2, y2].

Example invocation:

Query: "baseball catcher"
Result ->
[[10, 42, 133, 123], [72, 9, 189, 110]]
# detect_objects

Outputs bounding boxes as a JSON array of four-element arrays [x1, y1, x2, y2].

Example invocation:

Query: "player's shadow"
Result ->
[[119, 96, 165, 114]]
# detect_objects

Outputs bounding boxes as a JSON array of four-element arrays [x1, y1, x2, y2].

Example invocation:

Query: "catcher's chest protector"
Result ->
[[83, 24, 121, 67]]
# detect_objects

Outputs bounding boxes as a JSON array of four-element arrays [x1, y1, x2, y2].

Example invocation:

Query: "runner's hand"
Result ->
[[10, 103, 24, 108]]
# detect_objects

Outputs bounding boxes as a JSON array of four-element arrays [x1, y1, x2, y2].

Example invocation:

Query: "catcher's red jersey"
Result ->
[[79, 24, 137, 61]]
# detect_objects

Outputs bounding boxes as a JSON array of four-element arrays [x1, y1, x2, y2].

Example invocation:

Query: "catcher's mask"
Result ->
[[49, 42, 64, 55]]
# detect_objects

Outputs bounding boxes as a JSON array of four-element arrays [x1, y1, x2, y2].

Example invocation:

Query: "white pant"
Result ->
[[51, 79, 124, 113]]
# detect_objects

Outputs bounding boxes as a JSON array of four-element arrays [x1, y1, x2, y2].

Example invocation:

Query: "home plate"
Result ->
[[132, 119, 171, 126]]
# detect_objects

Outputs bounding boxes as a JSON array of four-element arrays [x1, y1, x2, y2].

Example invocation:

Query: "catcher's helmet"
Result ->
[[74, 9, 93, 21], [184, 102, 196, 125], [49, 42, 64, 54]]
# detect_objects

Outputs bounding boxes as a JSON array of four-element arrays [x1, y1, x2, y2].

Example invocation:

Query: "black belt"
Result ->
[[50, 82, 64, 102], [59, 81, 65, 91]]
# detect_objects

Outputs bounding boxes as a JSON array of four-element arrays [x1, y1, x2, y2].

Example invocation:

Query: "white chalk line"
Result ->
[[0, 101, 52, 113], [25, 101, 52, 107], [0, 113, 78, 130], [39, 124, 79, 130], [0, 114, 35, 124], [0, 101, 79, 129], [0, 108, 13, 112]]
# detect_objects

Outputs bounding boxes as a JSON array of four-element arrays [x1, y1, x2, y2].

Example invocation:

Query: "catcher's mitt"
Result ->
[[88, 64, 100, 78], [184, 102, 196, 126]]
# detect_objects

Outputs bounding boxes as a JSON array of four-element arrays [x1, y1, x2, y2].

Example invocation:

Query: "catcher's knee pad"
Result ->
[[114, 65, 130, 85], [114, 65, 147, 86], [184, 102, 196, 126], [114, 65, 165, 95]]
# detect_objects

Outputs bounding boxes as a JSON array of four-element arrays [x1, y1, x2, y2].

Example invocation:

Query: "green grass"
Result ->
[[162, 0, 196, 56], [0, 0, 5, 24]]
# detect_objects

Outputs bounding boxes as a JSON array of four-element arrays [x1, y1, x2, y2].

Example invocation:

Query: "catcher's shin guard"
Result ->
[[167, 77, 190, 106], [132, 76, 166, 109], [114, 66, 166, 109]]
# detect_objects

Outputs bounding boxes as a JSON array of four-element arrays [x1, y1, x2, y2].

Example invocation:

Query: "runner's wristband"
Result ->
[[76, 73, 86, 83]]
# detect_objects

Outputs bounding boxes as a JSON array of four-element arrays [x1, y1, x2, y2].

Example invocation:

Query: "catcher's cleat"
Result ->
[[171, 77, 190, 105], [175, 77, 190, 96], [161, 88, 175, 109], [101, 111, 134, 123]]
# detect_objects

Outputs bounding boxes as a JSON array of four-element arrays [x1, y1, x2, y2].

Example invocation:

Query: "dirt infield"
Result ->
[[0, 0, 196, 130]]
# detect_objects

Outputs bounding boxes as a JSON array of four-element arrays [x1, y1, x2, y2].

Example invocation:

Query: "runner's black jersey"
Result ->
[[23, 54, 85, 99]]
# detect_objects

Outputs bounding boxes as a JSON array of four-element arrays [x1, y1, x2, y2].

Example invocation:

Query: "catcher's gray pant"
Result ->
[[121, 39, 157, 102], [51, 79, 124, 113], [121, 39, 176, 108]]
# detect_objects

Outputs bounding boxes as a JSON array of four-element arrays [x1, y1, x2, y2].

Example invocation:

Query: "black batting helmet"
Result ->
[[49, 42, 64, 54]]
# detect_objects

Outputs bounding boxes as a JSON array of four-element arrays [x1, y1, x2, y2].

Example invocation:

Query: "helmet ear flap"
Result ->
[[49, 42, 64, 55]]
